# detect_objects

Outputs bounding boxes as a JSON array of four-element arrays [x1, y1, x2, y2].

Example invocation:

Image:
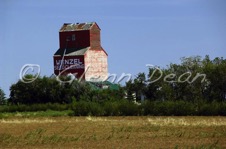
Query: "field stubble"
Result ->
[[0, 116, 226, 149]]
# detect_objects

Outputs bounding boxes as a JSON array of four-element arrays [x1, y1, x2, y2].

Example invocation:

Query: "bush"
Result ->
[[0, 88, 6, 105], [0, 103, 70, 113], [103, 101, 120, 116], [197, 101, 226, 116], [218, 102, 226, 116], [141, 101, 155, 116], [118, 100, 140, 116], [142, 100, 196, 116], [73, 101, 104, 116], [71, 100, 141, 116], [1, 99, 226, 116], [165, 100, 195, 116]]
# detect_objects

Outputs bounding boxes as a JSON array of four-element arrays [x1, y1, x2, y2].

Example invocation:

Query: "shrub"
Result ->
[[197, 101, 225, 116], [103, 101, 120, 116], [169, 100, 195, 116], [1, 99, 226, 116], [218, 102, 226, 116], [141, 101, 155, 116], [73, 101, 104, 116], [142, 100, 196, 116], [118, 100, 140, 116]]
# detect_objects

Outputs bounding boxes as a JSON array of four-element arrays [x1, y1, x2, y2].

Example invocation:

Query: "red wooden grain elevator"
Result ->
[[53, 22, 108, 81]]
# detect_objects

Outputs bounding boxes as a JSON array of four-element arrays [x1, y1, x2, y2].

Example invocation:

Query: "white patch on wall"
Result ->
[[85, 50, 108, 81]]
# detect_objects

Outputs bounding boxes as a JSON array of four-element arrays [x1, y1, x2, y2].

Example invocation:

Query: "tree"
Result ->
[[124, 73, 147, 101], [125, 79, 136, 101], [9, 75, 72, 104], [0, 88, 6, 105], [145, 67, 164, 100], [165, 56, 206, 101], [202, 56, 226, 101]]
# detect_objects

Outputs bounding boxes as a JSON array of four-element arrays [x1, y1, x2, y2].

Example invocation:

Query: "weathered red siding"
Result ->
[[59, 30, 90, 49], [53, 55, 85, 79], [54, 22, 108, 81], [90, 24, 101, 49]]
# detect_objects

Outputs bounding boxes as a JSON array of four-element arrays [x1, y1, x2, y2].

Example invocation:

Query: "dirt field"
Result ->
[[0, 116, 226, 148]]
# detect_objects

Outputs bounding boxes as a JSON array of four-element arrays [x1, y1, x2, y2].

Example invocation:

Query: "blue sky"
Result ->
[[0, 0, 226, 97]]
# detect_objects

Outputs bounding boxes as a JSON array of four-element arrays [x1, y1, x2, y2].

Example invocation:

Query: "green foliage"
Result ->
[[0, 103, 70, 113], [0, 100, 226, 116], [141, 100, 226, 116], [202, 56, 226, 101], [125, 73, 146, 101], [5, 55, 226, 116], [9, 76, 66, 104], [0, 88, 6, 105], [11, 76, 58, 104], [67, 100, 141, 116], [103, 100, 121, 116], [9, 76, 124, 105], [125, 55, 226, 102], [197, 101, 226, 116], [118, 100, 140, 116], [72, 101, 104, 116]]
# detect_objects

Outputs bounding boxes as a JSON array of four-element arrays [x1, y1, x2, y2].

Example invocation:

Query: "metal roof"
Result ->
[[87, 81, 120, 90], [54, 47, 89, 56], [60, 22, 96, 32]]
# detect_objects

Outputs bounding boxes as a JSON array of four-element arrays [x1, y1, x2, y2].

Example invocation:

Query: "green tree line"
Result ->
[[0, 55, 225, 116], [126, 55, 226, 103]]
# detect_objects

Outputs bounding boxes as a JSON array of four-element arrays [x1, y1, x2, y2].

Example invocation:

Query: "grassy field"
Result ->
[[0, 116, 226, 148]]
